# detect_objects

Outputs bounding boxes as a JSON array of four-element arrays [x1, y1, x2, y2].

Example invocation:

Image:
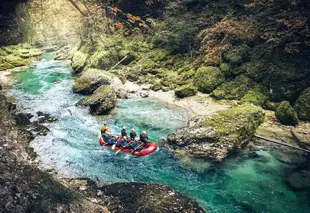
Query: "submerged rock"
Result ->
[[175, 83, 197, 98], [193, 66, 224, 93], [294, 87, 310, 121], [166, 103, 265, 162], [288, 170, 310, 190], [73, 73, 111, 95], [275, 101, 299, 126], [71, 51, 88, 73], [77, 85, 116, 115]]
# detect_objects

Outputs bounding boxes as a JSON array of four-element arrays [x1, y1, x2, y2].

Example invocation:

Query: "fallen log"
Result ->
[[254, 133, 310, 153]]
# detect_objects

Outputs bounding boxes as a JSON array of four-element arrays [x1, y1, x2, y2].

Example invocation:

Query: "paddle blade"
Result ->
[[111, 144, 116, 150], [115, 149, 122, 155]]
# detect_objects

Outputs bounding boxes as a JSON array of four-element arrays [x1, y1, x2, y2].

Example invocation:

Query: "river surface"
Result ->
[[10, 53, 309, 213]]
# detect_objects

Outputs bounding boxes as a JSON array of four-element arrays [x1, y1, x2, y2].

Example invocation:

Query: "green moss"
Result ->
[[4, 55, 27, 67], [220, 63, 231, 76], [204, 103, 265, 142], [151, 81, 162, 91], [223, 44, 250, 64], [294, 87, 310, 121], [264, 100, 280, 111], [126, 71, 139, 82], [181, 68, 195, 81], [0, 62, 15, 71], [241, 88, 268, 106], [0, 48, 8, 56], [275, 101, 299, 126], [193, 66, 225, 93], [175, 83, 197, 98], [71, 51, 88, 72], [211, 75, 256, 100]]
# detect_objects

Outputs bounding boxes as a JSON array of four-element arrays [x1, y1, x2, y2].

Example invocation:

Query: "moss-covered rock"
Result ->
[[151, 81, 162, 91], [17, 48, 43, 58], [87, 49, 118, 70], [294, 88, 310, 121], [72, 72, 111, 95], [264, 100, 280, 111], [77, 85, 116, 115], [4, 55, 27, 67], [275, 101, 299, 126], [193, 66, 225, 93], [71, 51, 88, 73], [175, 83, 197, 98], [223, 44, 250, 64], [241, 88, 268, 106], [0, 62, 15, 71], [166, 103, 265, 162], [211, 75, 256, 100], [219, 63, 231, 76]]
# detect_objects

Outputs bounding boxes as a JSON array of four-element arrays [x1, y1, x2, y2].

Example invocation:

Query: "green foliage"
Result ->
[[275, 101, 299, 126], [193, 66, 224, 93]]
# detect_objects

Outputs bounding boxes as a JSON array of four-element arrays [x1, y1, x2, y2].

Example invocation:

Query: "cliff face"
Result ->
[[0, 0, 83, 47], [0, 0, 27, 45]]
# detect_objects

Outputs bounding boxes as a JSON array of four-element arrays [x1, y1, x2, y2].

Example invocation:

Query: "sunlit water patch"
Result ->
[[10, 54, 310, 213]]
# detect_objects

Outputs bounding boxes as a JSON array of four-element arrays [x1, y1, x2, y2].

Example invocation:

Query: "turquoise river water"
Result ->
[[10, 53, 310, 213]]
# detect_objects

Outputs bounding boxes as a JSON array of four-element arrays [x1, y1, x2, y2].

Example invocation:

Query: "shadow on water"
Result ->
[[10, 54, 310, 213]]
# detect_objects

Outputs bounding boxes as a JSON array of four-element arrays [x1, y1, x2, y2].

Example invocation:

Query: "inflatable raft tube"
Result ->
[[99, 136, 158, 156]]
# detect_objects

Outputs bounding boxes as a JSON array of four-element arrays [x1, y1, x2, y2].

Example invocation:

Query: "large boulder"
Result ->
[[175, 83, 197, 98], [17, 48, 42, 58], [241, 88, 268, 106], [77, 85, 116, 115], [166, 103, 265, 162], [193, 66, 224, 93], [71, 51, 88, 73], [275, 101, 299, 126], [211, 75, 256, 100], [294, 88, 310, 121], [73, 72, 111, 95], [4, 55, 27, 67]]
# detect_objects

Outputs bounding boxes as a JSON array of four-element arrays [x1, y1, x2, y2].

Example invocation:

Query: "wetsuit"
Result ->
[[106, 136, 116, 145], [130, 131, 137, 140], [119, 138, 129, 148], [121, 129, 127, 137], [129, 140, 143, 151], [140, 133, 149, 143]]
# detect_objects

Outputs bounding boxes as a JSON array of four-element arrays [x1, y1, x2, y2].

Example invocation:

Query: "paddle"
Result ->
[[115, 141, 132, 155]]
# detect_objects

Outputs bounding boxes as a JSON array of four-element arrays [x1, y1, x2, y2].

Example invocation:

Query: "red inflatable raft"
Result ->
[[99, 136, 158, 156]]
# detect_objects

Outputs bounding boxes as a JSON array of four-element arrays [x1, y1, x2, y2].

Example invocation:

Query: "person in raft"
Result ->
[[130, 128, 137, 140], [121, 126, 127, 137], [140, 130, 149, 145], [118, 136, 129, 148], [105, 132, 117, 145], [101, 124, 109, 139], [128, 137, 143, 151]]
